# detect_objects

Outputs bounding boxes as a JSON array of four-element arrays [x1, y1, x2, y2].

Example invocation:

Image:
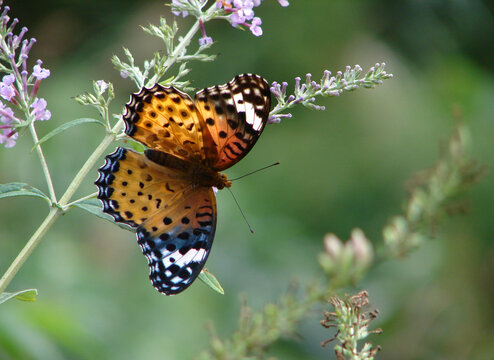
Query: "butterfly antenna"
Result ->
[[230, 162, 280, 181], [226, 187, 254, 234]]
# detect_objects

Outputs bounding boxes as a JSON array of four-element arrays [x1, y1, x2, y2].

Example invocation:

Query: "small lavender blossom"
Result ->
[[0, 74, 16, 101], [217, 0, 287, 36], [249, 17, 262, 36], [2, 74, 15, 86], [230, 0, 255, 26], [198, 19, 213, 46], [30, 98, 51, 121], [95, 80, 109, 94], [30, 61, 50, 97], [0, 105, 15, 124], [199, 36, 213, 46], [32, 63, 50, 80], [120, 70, 129, 79], [0, 128, 18, 148], [171, 0, 189, 17]]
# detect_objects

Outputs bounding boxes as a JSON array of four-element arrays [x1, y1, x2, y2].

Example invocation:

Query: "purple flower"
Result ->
[[229, 0, 256, 26], [0, 84, 15, 101], [2, 74, 15, 86], [198, 19, 213, 46], [171, 0, 189, 18], [30, 97, 51, 121], [250, 17, 262, 36], [32, 63, 50, 80], [199, 36, 213, 46], [120, 70, 129, 79], [0, 105, 15, 124], [31, 62, 50, 97], [216, 0, 285, 36], [95, 80, 109, 94], [0, 128, 18, 148], [0, 74, 16, 101]]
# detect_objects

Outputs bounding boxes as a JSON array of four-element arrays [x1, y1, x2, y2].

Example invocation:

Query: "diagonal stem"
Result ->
[[0, 121, 122, 294], [29, 121, 57, 203], [0, 207, 60, 294], [58, 121, 122, 206]]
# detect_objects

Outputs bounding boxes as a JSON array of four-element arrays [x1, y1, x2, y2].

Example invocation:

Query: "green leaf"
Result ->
[[73, 198, 134, 232], [126, 139, 146, 153], [199, 269, 224, 295], [0, 289, 38, 305], [31, 118, 105, 151], [0, 182, 50, 202]]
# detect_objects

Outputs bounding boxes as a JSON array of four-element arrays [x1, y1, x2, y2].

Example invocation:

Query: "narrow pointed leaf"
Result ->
[[199, 269, 224, 295], [0, 289, 38, 304], [73, 198, 134, 231], [31, 118, 105, 151], [0, 182, 50, 202], [126, 139, 146, 153]]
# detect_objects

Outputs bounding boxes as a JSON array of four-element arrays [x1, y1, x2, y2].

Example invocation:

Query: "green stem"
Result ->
[[0, 207, 61, 294], [0, 120, 123, 294], [63, 191, 98, 210], [58, 122, 122, 206], [29, 121, 57, 203], [146, 1, 222, 86]]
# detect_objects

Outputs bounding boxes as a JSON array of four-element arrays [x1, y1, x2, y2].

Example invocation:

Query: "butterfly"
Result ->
[[95, 74, 271, 295]]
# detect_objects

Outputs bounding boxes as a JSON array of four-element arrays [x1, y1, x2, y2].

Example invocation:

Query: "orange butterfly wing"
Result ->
[[195, 74, 271, 170], [96, 147, 216, 294], [96, 74, 271, 295], [123, 85, 207, 162]]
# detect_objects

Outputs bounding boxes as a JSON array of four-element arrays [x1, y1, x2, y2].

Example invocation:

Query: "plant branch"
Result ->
[[29, 121, 57, 203], [63, 191, 98, 210], [0, 207, 60, 294], [58, 121, 122, 206], [147, 20, 201, 87]]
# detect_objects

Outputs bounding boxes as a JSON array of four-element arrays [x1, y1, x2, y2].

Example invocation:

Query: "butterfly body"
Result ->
[[144, 149, 232, 190], [96, 74, 270, 295]]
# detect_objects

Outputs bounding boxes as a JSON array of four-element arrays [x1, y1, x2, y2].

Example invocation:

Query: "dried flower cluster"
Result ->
[[321, 291, 382, 360]]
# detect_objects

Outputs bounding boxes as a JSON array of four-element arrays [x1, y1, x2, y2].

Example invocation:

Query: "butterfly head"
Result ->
[[190, 162, 231, 190], [215, 172, 232, 190]]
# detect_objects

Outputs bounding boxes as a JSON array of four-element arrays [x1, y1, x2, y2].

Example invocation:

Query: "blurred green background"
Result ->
[[1, 0, 494, 359]]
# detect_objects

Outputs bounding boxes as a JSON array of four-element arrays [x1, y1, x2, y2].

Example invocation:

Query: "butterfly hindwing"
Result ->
[[123, 85, 206, 163], [96, 147, 217, 295], [195, 73, 271, 170], [136, 187, 217, 295]]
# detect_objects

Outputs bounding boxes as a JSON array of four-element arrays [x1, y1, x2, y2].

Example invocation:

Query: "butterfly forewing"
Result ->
[[123, 85, 206, 163], [195, 74, 271, 171]]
